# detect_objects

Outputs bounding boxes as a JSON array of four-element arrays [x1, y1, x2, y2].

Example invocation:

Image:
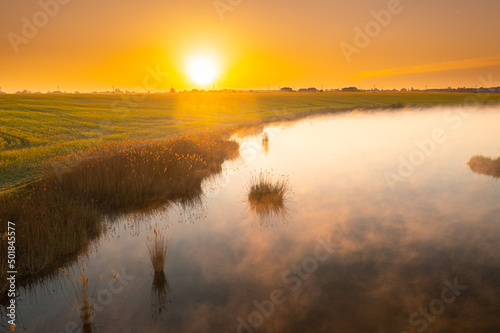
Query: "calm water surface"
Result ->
[[9, 107, 500, 332]]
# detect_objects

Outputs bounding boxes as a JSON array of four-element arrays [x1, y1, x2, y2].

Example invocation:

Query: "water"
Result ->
[[8, 106, 500, 332]]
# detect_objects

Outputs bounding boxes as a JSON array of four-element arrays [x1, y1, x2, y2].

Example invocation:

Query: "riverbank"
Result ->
[[2, 92, 499, 191]]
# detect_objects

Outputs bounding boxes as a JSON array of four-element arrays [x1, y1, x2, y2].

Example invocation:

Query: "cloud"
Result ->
[[353, 56, 500, 79]]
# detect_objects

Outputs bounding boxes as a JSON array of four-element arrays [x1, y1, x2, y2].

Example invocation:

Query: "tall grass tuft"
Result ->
[[247, 170, 291, 227], [248, 169, 289, 205], [146, 225, 170, 273]]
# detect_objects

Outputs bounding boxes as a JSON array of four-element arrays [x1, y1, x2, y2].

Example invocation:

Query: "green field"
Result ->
[[1, 92, 499, 191]]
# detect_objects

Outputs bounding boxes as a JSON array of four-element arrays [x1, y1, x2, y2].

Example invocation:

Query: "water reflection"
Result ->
[[247, 198, 290, 229], [150, 271, 173, 322], [146, 224, 173, 322], [0, 236, 99, 307], [175, 191, 209, 224], [115, 190, 208, 239], [468, 154, 500, 178], [9, 107, 500, 332], [58, 267, 100, 333]]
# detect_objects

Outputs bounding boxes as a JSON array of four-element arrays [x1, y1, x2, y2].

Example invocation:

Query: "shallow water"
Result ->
[[8, 106, 500, 332]]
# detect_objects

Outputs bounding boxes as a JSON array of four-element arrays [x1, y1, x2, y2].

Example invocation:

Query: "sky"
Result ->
[[1, 0, 500, 92]]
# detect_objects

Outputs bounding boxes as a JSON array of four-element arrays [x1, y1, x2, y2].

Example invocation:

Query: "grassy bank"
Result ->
[[0, 92, 498, 290], [0, 130, 239, 291], [2, 92, 499, 191]]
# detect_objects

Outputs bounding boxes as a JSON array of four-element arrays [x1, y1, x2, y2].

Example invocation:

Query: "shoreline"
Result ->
[[2, 94, 500, 194], [1, 100, 499, 302]]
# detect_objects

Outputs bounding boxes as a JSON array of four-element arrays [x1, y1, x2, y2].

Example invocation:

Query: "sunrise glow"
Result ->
[[186, 55, 218, 85]]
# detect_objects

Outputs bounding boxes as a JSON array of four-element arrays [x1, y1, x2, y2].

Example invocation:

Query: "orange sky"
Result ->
[[1, 0, 500, 92]]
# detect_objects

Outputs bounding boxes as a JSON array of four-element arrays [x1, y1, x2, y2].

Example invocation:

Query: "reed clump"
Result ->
[[247, 170, 291, 228], [0, 130, 239, 292], [468, 155, 500, 178], [248, 169, 289, 206], [146, 225, 170, 273], [48, 130, 240, 208]]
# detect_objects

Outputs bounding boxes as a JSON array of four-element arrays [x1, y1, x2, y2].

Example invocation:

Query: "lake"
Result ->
[[8, 106, 500, 332]]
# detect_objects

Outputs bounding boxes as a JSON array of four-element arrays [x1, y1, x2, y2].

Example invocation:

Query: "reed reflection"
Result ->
[[146, 225, 173, 321], [58, 267, 113, 333], [150, 271, 173, 322]]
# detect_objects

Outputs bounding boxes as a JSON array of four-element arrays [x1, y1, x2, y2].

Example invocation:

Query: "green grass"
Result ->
[[1, 92, 499, 191]]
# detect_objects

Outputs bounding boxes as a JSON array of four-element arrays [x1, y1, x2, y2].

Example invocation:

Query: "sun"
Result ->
[[186, 55, 218, 85]]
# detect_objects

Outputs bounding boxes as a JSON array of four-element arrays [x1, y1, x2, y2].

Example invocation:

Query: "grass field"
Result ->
[[1, 92, 499, 191]]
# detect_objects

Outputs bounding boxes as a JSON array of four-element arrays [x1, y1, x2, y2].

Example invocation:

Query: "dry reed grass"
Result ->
[[247, 170, 291, 227], [59, 267, 113, 332], [146, 225, 170, 273], [0, 130, 239, 294], [468, 155, 500, 178]]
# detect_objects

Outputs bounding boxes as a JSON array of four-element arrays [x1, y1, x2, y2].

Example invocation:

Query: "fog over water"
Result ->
[[6, 106, 500, 333]]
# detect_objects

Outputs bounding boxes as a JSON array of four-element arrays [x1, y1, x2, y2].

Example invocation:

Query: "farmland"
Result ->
[[1, 92, 499, 191]]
